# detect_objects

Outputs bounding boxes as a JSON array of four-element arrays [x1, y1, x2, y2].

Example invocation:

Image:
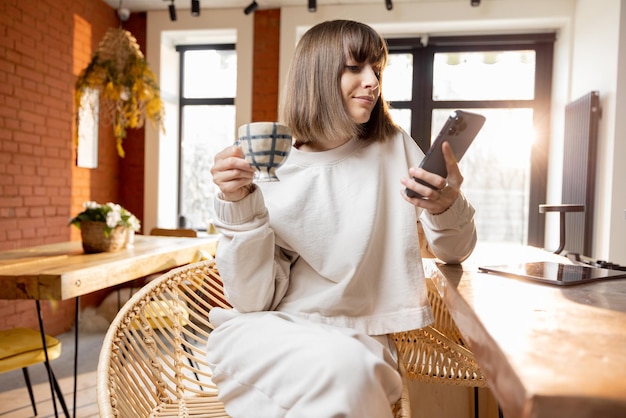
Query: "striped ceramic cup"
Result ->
[[237, 122, 292, 181]]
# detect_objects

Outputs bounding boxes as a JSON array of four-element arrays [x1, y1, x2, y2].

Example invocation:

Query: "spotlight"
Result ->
[[385, 0, 392, 10], [244, 1, 258, 15], [191, 0, 200, 16], [308, 0, 316, 12], [169, 0, 177, 21], [117, 0, 130, 21], [471, 0, 480, 6]]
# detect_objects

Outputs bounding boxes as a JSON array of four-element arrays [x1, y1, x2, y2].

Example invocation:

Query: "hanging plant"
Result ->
[[75, 28, 165, 157]]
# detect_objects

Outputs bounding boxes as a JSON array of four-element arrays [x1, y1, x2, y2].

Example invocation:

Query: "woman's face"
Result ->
[[340, 59, 381, 124]]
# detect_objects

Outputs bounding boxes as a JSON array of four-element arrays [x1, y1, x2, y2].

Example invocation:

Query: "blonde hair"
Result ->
[[280, 20, 398, 144]]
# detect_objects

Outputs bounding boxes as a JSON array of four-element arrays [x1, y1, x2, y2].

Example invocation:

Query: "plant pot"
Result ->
[[80, 221, 129, 253]]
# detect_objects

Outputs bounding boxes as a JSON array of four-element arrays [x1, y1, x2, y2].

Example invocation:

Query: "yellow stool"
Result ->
[[0, 328, 68, 416]]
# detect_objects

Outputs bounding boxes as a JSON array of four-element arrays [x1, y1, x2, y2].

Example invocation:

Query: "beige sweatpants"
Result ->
[[206, 310, 402, 418]]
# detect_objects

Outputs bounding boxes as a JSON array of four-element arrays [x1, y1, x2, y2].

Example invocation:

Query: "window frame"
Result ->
[[175, 43, 236, 229], [386, 33, 555, 247]]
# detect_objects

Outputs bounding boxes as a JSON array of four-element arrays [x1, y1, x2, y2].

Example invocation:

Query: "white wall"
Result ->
[[568, 0, 625, 263], [145, 0, 625, 262], [614, 4, 626, 264]]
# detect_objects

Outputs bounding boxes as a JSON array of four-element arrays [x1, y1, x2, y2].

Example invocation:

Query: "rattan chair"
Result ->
[[393, 278, 486, 388], [392, 224, 492, 418], [392, 266, 498, 417], [97, 260, 411, 417]]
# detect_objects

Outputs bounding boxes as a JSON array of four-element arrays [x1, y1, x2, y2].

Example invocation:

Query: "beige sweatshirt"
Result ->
[[212, 130, 476, 335]]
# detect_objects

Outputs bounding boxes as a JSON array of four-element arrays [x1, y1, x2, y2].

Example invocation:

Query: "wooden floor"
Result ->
[[0, 370, 99, 417]]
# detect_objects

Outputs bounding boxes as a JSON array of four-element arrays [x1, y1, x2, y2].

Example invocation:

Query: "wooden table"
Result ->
[[0, 235, 218, 300], [431, 243, 626, 418], [0, 235, 218, 417]]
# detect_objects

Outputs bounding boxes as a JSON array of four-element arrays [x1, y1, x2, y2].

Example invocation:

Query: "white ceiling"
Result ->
[[105, 0, 429, 13]]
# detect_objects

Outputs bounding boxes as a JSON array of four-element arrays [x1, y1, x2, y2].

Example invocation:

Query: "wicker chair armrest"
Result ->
[[97, 260, 230, 417]]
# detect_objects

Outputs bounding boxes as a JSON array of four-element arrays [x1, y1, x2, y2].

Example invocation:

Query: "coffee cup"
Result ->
[[237, 122, 292, 181]]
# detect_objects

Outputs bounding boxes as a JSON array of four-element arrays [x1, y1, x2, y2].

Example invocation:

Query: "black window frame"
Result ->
[[386, 33, 555, 247], [175, 43, 236, 229]]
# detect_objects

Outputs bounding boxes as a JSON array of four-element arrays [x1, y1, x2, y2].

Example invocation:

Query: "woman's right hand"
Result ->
[[211, 145, 256, 202]]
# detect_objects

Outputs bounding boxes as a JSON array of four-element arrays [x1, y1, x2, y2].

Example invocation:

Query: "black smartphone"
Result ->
[[405, 110, 486, 199]]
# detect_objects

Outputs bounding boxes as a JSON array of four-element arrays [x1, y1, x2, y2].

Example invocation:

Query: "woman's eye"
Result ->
[[345, 65, 360, 72]]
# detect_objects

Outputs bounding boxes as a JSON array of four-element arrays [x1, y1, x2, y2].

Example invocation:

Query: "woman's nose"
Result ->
[[363, 65, 379, 90]]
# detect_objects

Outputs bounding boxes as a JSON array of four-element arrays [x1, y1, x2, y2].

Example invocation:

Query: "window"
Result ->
[[386, 34, 555, 246], [176, 44, 237, 230]]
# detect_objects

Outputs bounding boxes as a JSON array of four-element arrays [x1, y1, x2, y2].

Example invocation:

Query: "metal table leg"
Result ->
[[35, 300, 70, 418], [73, 297, 79, 418]]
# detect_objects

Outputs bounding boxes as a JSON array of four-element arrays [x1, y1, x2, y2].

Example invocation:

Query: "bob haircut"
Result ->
[[281, 20, 398, 144]]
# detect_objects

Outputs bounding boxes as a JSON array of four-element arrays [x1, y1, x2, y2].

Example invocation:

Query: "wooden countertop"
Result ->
[[431, 243, 626, 418], [0, 235, 218, 300]]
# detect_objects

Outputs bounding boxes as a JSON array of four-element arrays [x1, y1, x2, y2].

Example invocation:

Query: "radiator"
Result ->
[[561, 91, 601, 256]]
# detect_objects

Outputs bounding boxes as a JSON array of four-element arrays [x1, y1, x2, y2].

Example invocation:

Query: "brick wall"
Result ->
[[252, 9, 280, 122], [0, 0, 146, 335], [0, 2, 277, 336]]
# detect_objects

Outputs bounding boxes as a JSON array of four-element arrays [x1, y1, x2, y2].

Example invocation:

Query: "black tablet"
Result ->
[[478, 261, 626, 286]]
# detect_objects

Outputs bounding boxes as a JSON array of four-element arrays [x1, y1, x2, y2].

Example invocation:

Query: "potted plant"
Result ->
[[75, 28, 164, 158], [69, 201, 141, 253]]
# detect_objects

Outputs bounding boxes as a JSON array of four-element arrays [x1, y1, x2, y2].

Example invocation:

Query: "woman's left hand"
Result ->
[[401, 142, 463, 215]]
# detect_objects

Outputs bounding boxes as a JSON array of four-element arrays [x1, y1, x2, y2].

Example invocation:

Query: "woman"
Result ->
[[208, 19, 477, 418]]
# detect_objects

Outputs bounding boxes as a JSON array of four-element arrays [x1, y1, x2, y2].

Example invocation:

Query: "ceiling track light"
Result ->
[[385, 0, 392, 10], [308, 0, 316, 12], [191, 0, 200, 16], [169, 0, 177, 21], [244, 1, 258, 15]]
